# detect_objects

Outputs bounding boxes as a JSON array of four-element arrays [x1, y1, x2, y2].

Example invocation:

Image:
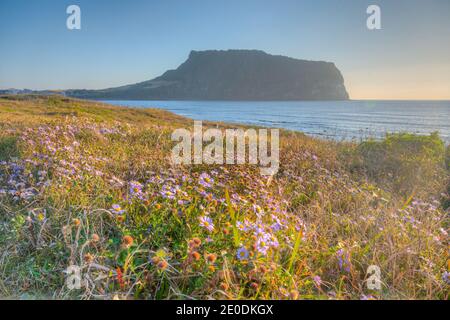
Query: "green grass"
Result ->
[[0, 95, 448, 300], [0, 136, 19, 161]]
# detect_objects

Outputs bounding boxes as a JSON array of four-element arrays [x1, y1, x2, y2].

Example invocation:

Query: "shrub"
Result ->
[[349, 132, 446, 195], [443, 145, 450, 209]]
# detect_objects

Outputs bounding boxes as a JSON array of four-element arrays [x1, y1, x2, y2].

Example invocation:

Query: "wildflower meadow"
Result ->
[[0, 95, 448, 300]]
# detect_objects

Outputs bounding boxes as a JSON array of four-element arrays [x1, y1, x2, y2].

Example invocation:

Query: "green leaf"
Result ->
[[225, 189, 240, 247], [288, 229, 303, 273]]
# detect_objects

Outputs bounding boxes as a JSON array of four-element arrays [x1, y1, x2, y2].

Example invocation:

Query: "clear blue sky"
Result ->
[[1, 0, 449, 99]]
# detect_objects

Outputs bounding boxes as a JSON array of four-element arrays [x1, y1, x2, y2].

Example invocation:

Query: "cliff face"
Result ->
[[67, 50, 349, 100]]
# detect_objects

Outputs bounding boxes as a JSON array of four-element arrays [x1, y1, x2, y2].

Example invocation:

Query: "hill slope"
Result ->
[[0, 96, 447, 300]]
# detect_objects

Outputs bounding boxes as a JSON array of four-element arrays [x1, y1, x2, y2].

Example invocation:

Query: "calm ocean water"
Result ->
[[103, 100, 450, 143]]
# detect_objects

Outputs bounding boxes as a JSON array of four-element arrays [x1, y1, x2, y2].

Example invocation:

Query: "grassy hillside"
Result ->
[[0, 95, 448, 300]]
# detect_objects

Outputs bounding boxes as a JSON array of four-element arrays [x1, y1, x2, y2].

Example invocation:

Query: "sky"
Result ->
[[0, 0, 449, 100]]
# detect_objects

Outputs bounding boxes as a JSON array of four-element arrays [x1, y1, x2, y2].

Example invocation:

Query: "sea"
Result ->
[[103, 100, 450, 143]]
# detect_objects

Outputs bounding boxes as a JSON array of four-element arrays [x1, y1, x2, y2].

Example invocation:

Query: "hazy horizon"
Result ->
[[1, 0, 449, 100]]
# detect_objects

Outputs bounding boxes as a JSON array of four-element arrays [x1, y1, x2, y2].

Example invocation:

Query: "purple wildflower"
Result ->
[[199, 173, 214, 188], [313, 275, 322, 287], [236, 221, 247, 232], [442, 271, 450, 284], [336, 248, 351, 272], [236, 246, 249, 260], [160, 186, 176, 199], [129, 181, 144, 200], [199, 215, 215, 232], [111, 204, 125, 215], [256, 234, 270, 256], [268, 234, 279, 248], [252, 204, 264, 217]]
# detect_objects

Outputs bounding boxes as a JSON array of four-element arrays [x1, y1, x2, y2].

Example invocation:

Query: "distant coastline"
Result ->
[[2, 50, 349, 101]]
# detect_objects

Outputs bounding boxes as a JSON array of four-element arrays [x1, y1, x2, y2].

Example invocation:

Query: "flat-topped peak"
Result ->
[[67, 50, 349, 101]]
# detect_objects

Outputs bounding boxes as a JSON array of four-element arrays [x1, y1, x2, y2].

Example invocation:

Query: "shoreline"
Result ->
[[100, 98, 450, 145]]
